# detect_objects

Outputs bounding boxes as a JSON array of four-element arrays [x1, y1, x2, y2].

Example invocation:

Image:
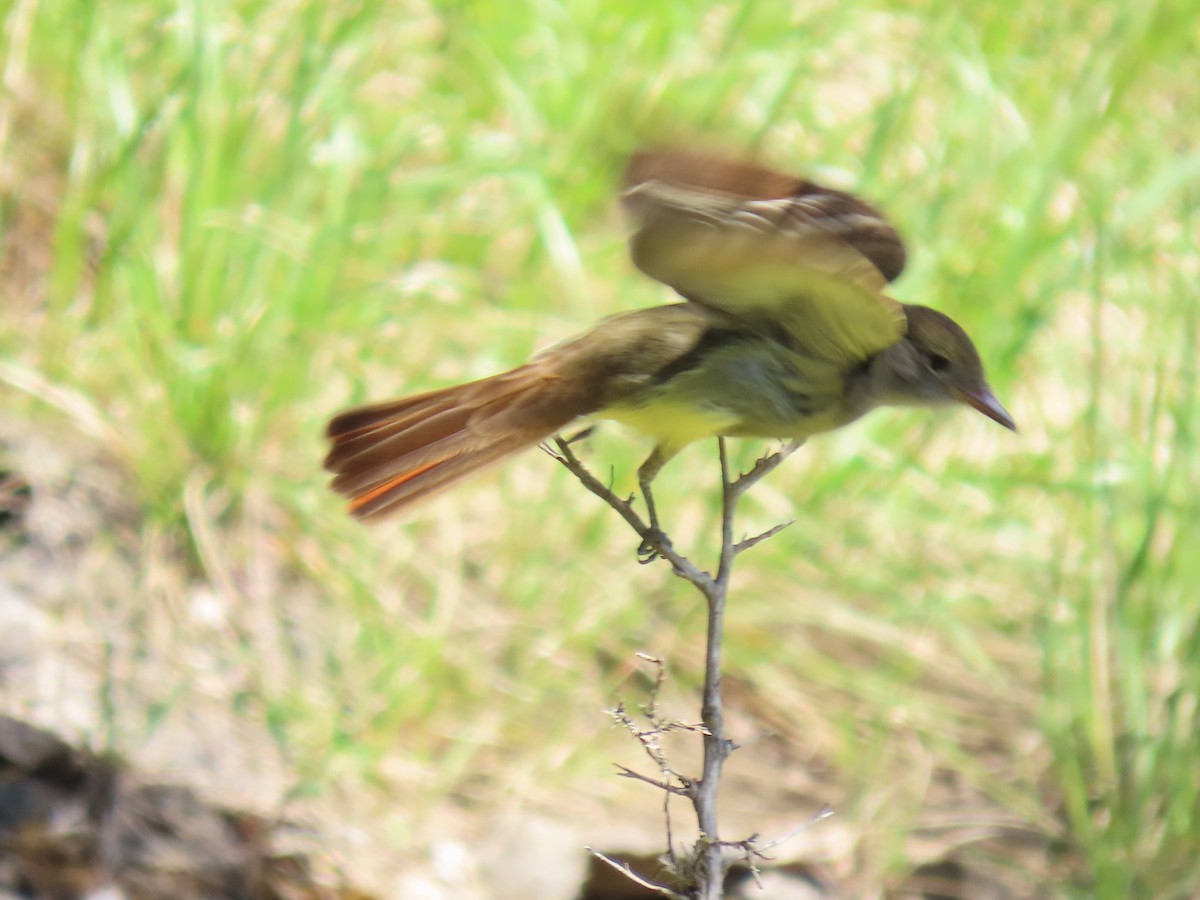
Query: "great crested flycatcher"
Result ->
[[324, 150, 1015, 520]]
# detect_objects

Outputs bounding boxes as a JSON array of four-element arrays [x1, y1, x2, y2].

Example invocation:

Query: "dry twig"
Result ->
[[546, 436, 803, 898]]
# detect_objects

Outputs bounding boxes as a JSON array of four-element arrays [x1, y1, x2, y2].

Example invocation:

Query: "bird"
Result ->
[[324, 149, 1015, 523]]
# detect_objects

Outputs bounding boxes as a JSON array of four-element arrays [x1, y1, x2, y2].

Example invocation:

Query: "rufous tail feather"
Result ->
[[324, 362, 592, 519]]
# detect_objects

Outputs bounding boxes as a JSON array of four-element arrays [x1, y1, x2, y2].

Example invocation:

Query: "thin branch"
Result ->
[[614, 764, 690, 796], [753, 807, 836, 853], [729, 439, 805, 499], [551, 434, 804, 900], [544, 438, 713, 586], [688, 439, 736, 897], [735, 519, 795, 555], [722, 833, 769, 888], [584, 848, 685, 898], [633, 654, 682, 873], [636, 651, 667, 718], [715, 438, 737, 589], [605, 701, 703, 779], [661, 761, 678, 875], [606, 670, 692, 873]]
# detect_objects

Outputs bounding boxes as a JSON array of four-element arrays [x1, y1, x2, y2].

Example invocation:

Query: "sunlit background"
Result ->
[[1, 1, 1197, 896]]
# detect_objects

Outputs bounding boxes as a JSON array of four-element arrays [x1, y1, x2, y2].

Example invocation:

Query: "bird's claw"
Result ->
[[637, 529, 671, 564]]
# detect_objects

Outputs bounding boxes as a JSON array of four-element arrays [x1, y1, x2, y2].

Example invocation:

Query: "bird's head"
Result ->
[[891, 305, 1016, 431]]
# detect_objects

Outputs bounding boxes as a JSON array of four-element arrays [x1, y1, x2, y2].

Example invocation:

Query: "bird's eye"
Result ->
[[928, 353, 950, 372]]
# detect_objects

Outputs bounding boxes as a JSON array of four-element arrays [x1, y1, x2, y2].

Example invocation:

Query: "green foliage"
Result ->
[[2, 0, 1198, 893]]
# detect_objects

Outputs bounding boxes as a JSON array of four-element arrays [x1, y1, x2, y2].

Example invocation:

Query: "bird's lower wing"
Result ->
[[629, 214, 906, 365], [622, 153, 907, 365]]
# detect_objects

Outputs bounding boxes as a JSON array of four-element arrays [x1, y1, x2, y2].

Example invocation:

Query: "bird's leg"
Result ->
[[562, 425, 596, 445], [636, 446, 671, 564]]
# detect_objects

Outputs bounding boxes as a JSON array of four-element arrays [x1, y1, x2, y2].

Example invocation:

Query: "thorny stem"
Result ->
[[546, 436, 802, 898]]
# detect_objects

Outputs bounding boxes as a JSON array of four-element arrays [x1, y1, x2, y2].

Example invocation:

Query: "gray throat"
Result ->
[[853, 339, 939, 413]]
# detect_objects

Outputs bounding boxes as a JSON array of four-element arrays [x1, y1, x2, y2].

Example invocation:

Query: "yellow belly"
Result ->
[[600, 400, 740, 453], [601, 394, 859, 450]]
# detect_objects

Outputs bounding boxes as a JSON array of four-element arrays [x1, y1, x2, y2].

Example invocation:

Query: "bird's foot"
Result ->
[[637, 528, 672, 565]]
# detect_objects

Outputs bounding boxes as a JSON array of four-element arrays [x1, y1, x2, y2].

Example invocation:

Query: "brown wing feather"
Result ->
[[621, 149, 907, 365], [622, 149, 907, 284]]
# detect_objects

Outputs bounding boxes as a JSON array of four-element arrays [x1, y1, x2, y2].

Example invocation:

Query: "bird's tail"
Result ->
[[324, 360, 593, 520]]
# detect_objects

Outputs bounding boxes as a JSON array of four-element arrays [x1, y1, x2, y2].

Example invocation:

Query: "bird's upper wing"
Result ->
[[621, 150, 909, 365]]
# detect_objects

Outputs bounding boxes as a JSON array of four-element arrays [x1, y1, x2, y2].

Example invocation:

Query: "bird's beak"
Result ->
[[957, 385, 1017, 431]]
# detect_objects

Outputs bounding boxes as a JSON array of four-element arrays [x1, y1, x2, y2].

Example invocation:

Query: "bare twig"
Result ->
[[735, 519, 795, 554], [544, 438, 713, 586], [614, 764, 690, 795], [605, 701, 704, 777], [754, 806, 836, 853], [636, 651, 667, 718], [553, 436, 802, 899], [704, 806, 836, 888], [725, 833, 769, 888], [605, 657, 706, 871], [729, 439, 805, 500], [584, 848, 685, 898]]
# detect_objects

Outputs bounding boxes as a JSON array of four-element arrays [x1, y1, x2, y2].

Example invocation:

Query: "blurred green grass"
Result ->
[[2, 0, 1198, 894]]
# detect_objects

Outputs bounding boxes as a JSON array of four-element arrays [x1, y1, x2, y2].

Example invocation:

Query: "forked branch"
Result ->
[[546, 436, 803, 899]]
